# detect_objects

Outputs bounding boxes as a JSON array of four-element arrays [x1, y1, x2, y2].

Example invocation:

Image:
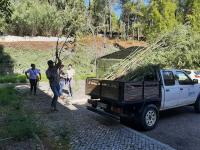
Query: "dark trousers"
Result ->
[[67, 78, 73, 97], [29, 79, 37, 94], [50, 84, 61, 109]]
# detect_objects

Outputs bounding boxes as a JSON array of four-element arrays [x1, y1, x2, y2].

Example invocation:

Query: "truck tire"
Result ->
[[194, 98, 200, 113], [138, 105, 159, 130]]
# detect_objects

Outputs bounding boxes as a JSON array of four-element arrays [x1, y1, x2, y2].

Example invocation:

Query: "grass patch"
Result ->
[[0, 74, 27, 83], [3, 42, 118, 80], [0, 87, 20, 106], [4, 113, 43, 140], [0, 87, 45, 141]]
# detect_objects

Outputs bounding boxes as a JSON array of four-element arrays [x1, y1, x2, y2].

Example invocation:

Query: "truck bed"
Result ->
[[85, 78, 161, 103]]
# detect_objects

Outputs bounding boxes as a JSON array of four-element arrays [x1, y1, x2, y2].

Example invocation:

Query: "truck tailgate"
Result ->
[[101, 80, 122, 101], [85, 78, 101, 98]]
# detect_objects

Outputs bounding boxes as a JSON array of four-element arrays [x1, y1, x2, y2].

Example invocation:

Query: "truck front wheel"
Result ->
[[139, 105, 159, 130], [194, 98, 200, 113]]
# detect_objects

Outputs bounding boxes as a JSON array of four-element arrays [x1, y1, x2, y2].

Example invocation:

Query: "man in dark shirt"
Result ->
[[46, 59, 62, 111]]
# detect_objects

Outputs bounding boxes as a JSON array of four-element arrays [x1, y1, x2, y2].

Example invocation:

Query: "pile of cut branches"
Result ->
[[103, 34, 166, 80], [103, 25, 200, 81]]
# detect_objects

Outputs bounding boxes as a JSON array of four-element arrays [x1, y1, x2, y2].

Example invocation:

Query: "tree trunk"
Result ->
[[137, 27, 140, 41], [104, 14, 106, 48], [109, 1, 112, 38], [127, 15, 130, 40]]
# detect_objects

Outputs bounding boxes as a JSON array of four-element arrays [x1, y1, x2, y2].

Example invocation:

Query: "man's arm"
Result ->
[[39, 73, 42, 80], [25, 70, 29, 79], [46, 70, 51, 80]]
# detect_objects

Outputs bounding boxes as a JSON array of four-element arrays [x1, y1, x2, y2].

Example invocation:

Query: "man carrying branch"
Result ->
[[46, 59, 62, 111]]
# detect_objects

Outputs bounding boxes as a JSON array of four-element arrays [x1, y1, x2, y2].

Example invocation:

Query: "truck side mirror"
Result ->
[[193, 79, 198, 84]]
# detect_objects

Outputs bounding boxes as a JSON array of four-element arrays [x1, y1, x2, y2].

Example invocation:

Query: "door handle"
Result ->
[[166, 89, 170, 92], [180, 88, 183, 90]]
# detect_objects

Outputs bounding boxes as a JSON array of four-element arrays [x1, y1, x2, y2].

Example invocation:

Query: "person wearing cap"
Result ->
[[46, 59, 62, 111], [25, 64, 41, 95]]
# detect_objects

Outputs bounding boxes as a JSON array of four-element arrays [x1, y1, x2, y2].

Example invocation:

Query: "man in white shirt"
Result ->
[[66, 64, 75, 97], [25, 64, 41, 95]]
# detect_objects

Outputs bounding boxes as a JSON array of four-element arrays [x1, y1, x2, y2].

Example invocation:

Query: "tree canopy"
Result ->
[[0, 0, 200, 40]]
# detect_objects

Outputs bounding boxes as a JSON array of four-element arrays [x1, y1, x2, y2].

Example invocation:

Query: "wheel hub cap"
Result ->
[[145, 110, 156, 127]]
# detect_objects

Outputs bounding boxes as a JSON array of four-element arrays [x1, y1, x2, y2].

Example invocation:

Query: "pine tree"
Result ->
[[187, 0, 200, 32], [0, 0, 12, 33], [121, 0, 145, 40], [145, 0, 178, 39]]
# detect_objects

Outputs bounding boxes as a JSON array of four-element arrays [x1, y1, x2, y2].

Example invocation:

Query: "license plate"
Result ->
[[98, 102, 107, 109]]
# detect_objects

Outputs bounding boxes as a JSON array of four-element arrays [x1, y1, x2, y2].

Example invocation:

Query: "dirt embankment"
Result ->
[[0, 36, 146, 51]]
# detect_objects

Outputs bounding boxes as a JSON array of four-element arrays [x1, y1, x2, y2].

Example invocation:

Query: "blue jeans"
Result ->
[[59, 80, 66, 96], [50, 83, 61, 109]]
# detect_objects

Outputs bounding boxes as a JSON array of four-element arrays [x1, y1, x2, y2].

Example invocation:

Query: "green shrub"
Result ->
[[145, 25, 200, 70], [0, 87, 19, 106], [0, 74, 27, 83]]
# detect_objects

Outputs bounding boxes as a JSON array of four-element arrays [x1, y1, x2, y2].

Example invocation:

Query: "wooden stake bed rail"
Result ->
[[86, 78, 161, 103]]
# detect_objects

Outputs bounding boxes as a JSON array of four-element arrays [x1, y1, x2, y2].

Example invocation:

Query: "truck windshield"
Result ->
[[194, 71, 200, 75], [183, 70, 191, 75], [176, 71, 192, 85]]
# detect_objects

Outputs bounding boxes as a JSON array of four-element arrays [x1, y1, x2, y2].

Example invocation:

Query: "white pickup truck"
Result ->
[[86, 69, 200, 130]]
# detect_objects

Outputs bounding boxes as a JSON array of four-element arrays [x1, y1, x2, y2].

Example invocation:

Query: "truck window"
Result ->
[[163, 71, 175, 86], [176, 71, 192, 85]]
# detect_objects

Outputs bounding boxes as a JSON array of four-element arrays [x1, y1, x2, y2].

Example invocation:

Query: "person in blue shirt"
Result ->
[[25, 64, 41, 95]]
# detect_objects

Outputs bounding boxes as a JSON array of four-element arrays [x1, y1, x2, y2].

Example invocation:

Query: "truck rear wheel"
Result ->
[[194, 98, 200, 113], [138, 105, 159, 130]]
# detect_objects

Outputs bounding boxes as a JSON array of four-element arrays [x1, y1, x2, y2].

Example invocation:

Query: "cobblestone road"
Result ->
[[68, 105, 175, 150], [37, 82, 175, 150]]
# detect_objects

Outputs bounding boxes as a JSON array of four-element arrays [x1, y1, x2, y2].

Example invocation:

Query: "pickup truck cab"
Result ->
[[86, 69, 200, 130]]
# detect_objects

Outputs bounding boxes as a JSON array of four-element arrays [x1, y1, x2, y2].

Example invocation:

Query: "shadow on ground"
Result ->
[[0, 44, 14, 74], [0, 84, 81, 149], [122, 106, 200, 150]]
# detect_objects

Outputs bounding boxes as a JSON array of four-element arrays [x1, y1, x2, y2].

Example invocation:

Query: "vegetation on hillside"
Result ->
[[1, 0, 200, 78], [145, 25, 200, 69], [0, 0, 200, 40], [3, 38, 118, 80]]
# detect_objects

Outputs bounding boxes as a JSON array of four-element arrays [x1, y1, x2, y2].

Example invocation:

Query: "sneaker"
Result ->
[[54, 108, 59, 111]]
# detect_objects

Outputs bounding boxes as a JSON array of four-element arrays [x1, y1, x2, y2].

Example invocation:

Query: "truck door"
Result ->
[[175, 71, 197, 105], [162, 71, 180, 109]]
